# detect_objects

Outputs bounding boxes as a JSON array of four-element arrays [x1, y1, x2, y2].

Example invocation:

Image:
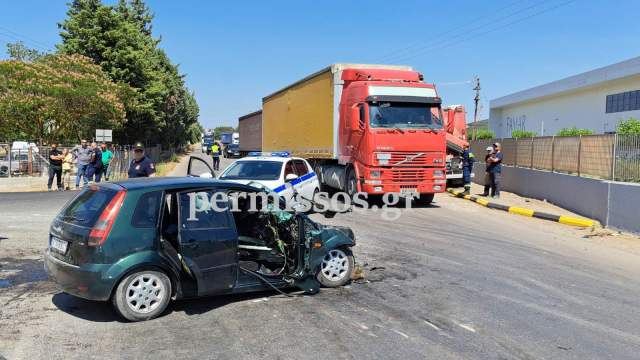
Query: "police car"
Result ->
[[218, 152, 320, 203]]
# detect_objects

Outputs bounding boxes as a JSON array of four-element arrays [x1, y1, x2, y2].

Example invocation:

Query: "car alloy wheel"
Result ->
[[321, 249, 349, 282], [125, 273, 166, 314]]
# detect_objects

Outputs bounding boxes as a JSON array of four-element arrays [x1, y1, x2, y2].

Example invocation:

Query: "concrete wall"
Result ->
[[473, 163, 639, 234], [489, 75, 640, 138]]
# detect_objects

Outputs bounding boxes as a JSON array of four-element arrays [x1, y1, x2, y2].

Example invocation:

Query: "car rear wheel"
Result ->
[[112, 270, 171, 322], [317, 248, 354, 287]]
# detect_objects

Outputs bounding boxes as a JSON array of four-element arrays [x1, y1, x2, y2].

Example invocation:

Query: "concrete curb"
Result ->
[[446, 189, 598, 228]]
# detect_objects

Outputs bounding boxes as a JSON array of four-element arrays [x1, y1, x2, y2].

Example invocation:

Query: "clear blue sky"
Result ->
[[1, 0, 639, 129]]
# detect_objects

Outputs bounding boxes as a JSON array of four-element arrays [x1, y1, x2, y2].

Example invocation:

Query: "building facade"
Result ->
[[489, 57, 640, 138]]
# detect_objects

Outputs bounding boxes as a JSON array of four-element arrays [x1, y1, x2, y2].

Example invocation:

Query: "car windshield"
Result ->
[[369, 102, 443, 129], [220, 160, 282, 180]]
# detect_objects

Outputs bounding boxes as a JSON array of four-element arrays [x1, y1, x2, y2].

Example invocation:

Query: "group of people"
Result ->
[[459, 142, 503, 198], [47, 141, 114, 191], [47, 141, 155, 191]]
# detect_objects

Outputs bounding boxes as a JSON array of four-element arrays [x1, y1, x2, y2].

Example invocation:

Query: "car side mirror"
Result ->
[[285, 173, 298, 182]]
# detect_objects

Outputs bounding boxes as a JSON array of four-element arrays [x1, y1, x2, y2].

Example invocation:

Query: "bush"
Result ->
[[556, 126, 593, 136], [617, 118, 640, 135], [511, 129, 537, 138], [473, 128, 495, 140]]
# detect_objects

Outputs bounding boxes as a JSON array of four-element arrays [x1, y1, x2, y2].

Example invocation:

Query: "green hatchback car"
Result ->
[[44, 177, 356, 321]]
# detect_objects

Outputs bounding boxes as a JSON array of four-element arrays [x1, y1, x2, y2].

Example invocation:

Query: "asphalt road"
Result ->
[[2, 156, 640, 359]]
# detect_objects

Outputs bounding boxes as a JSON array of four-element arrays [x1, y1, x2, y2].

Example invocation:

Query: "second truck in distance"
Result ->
[[261, 63, 447, 204]]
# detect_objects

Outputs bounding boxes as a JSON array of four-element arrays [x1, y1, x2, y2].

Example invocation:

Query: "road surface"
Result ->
[[1, 153, 640, 359]]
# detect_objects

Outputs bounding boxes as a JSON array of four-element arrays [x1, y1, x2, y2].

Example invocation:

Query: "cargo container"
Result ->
[[238, 110, 262, 155], [441, 105, 471, 185], [262, 63, 447, 204]]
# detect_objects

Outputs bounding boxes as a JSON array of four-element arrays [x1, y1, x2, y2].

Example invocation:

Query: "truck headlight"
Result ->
[[433, 170, 444, 178], [370, 170, 381, 178]]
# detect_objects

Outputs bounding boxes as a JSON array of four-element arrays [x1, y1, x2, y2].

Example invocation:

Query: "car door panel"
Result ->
[[178, 190, 237, 296]]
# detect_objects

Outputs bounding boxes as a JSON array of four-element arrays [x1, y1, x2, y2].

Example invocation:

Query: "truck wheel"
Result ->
[[413, 193, 435, 206], [112, 270, 171, 322], [346, 169, 358, 198], [316, 248, 354, 287]]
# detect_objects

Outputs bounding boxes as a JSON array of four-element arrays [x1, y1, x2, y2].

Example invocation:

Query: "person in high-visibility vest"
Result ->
[[211, 142, 221, 171]]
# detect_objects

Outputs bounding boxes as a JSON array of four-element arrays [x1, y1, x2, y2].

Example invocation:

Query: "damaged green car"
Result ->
[[44, 177, 356, 321]]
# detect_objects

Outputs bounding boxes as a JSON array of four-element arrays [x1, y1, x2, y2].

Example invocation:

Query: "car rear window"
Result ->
[[59, 187, 117, 227]]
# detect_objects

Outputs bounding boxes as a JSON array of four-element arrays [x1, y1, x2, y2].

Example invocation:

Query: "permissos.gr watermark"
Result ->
[[185, 189, 422, 222]]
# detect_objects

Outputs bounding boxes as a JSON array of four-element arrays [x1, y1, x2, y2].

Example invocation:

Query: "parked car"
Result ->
[[44, 171, 355, 322], [218, 152, 320, 205]]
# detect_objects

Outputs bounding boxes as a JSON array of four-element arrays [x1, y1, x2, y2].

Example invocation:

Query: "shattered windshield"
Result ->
[[369, 102, 443, 129], [220, 160, 282, 180]]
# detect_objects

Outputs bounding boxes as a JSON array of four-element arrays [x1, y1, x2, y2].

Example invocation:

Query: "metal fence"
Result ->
[[470, 134, 640, 183]]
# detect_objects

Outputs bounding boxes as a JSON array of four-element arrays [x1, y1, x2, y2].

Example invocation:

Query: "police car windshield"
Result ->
[[220, 160, 282, 181]]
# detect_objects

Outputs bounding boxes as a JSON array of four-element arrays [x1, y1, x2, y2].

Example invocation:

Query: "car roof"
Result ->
[[109, 177, 259, 192], [234, 156, 306, 163]]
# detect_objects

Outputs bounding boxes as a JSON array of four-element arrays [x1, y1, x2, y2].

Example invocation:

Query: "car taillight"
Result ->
[[88, 190, 126, 246]]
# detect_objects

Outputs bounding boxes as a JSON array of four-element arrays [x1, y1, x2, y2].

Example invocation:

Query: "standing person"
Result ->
[[461, 144, 475, 195], [482, 146, 493, 196], [128, 142, 156, 178], [211, 142, 221, 171], [86, 142, 103, 183], [73, 139, 92, 189], [61, 148, 74, 190], [47, 143, 64, 191], [101, 142, 113, 181], [487, 142, 503, 198]]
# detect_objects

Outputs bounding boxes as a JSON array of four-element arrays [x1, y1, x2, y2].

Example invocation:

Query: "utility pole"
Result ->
[[472, 76, 481, 140]]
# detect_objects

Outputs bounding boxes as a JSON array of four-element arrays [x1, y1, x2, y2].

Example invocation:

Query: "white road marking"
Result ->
[[457, 323, 476, 333]]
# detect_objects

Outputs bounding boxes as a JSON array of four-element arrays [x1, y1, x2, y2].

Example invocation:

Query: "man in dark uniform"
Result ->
[[487, 142, 503, 198], [128, 142, 156, 178], [461, 144, 475, 195], [47, 143, 64, 191]]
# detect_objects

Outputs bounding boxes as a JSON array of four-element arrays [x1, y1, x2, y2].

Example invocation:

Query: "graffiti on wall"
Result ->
[[505, 115, 526, 134]]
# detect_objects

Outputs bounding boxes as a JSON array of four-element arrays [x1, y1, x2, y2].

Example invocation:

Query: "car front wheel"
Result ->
[[112, 270, 171, 322], [317, 248, 354, 287]]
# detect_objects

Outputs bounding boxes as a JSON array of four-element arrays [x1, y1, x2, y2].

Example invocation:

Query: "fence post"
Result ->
[[551, 136, 555, 172], [514, 137, 518, 167], [577, 135, 582, 177], [530, 137, 534, 168], [611, 133, 617, 181]]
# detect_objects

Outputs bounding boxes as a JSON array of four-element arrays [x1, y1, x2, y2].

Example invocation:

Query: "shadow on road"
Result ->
[[52, 289, 300, 322]]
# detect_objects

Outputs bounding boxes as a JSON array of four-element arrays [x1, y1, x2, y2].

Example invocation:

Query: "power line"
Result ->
[[0, 26, 54, 53], [391, 0, 576, 64], [379, 0, 556, 64], [375, 0, 529, 63]]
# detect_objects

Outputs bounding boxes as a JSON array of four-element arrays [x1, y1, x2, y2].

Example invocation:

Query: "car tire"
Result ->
[[346, 169, 358, 198], [112, 270, 171, 322], [413, 193, 435, 206], [316, 248, 354, 287]]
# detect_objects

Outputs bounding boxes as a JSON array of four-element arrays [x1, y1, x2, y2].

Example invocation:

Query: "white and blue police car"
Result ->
[[218, 152, 320, 203]]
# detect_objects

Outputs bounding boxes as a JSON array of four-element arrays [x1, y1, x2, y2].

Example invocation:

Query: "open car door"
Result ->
[[177, 189, 238, 296], [187, 156, 215, 178]]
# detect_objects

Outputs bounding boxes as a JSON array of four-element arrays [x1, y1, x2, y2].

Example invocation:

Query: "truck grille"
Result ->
[[388, 152, 431, 166], [392, 168, 428, 183]]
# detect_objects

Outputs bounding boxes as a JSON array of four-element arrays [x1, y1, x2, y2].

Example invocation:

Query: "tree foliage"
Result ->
[[6, 41, 46, 62], [57, 0, 199, 147], [0, 53, 131, 143], [616, 117, 640, 135], [511, 129, 537, 138], [213, 126, 236, 138], [556, 126, 593, 137]]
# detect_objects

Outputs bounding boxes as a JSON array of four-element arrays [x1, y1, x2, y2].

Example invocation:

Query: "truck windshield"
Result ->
[[219, 160, 283, 181], [369, 102, 443, 129]]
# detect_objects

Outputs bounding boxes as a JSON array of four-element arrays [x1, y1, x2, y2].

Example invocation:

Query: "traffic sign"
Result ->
[[96, 129, 113, 142]]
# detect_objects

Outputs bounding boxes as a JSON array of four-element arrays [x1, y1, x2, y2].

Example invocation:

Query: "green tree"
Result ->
[[214, 126, 236, 138], [616, 117, 640, 135], [0, 54, 131, 143], [57, 0, 200, 147], [6, 41, 46, 62], [511, 129, 537, 138], [556, 126, 593, 137]]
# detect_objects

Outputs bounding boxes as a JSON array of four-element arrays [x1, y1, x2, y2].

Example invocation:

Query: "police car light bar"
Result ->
[[247, 151, 290, 157]]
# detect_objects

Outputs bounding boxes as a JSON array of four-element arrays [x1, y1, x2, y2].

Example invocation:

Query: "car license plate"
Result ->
[[400, 188, 418, 197], [50, 237, 68, 254]]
